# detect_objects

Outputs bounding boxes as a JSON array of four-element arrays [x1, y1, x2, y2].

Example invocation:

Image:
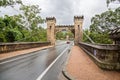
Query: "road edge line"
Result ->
[[36, 47, 68, 80], [0, 46, 53, 65], [62, 46, 76, 80]]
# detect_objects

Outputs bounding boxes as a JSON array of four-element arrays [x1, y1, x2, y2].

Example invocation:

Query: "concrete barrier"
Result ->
[[0, 42, 51, 53]]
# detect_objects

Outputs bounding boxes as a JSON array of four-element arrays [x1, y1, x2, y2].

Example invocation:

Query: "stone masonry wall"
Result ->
[[0, 42, 51, 53]]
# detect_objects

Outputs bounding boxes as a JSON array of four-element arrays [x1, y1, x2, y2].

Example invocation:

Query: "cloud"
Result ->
[[73, 0, 108, 29], [0, 6, 19, 16], [1, 0, 117, 29], [43, 0, 74, 25], [39, 0, 108, 29]]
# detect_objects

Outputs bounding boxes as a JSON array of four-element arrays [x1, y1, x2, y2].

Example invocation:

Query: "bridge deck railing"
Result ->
[[79, 42, 120, 70]]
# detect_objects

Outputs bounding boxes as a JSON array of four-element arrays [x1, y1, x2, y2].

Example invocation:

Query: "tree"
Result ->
[[83, 29, 112, 44], [56, 32, 65, 40], [87, 7, 120, 44], [0, 0, 22, 7], [90, 7, 120, 32], [56, 31, 74, 40], [106, 0, 120, 7], [82, 29, 91, 43], [19, 5, 44, 30], [0, 15, 24, 42], [15, 4, 46, 42], [0, 0, 23, 42], [0, 1, 46, 42]]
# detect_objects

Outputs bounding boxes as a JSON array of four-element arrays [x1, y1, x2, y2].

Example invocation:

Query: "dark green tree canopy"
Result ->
[[0, 0, 46, 42], [83, 5, 120, 44]]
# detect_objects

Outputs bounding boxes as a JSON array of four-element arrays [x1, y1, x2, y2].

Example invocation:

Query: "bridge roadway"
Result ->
[[0, 41, 73, 80]]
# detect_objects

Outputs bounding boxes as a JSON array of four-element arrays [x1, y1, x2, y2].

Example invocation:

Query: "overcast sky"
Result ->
[[0, 0, 120, 29]]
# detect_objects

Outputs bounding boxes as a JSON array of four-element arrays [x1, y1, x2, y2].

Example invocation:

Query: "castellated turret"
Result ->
[[46, 17, 56, 45], [74, 15, 84, 45]]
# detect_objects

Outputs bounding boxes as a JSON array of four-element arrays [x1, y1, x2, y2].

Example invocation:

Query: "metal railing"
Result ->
[[79, 42, 120, 70]]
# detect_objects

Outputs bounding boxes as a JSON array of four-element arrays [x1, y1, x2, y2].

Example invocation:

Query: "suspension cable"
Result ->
[[83, 31, 95, 44]]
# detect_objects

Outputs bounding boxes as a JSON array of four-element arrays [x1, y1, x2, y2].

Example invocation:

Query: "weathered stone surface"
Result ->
[[0, 42, 50, 53], [79, 42, 120, 70], [46, 16, 84, 45]]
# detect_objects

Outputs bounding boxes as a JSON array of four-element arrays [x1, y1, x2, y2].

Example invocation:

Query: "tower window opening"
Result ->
[[50, 26, 52, 29], [78, 25, 80, 30]]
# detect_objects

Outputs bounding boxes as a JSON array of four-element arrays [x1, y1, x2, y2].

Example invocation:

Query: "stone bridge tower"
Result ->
[[46, 17, 56, 45], [74, 16, 84, 45], [46, 16, 84, 45]]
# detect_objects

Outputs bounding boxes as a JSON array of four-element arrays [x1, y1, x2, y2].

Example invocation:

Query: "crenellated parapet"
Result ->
[[74, 16, 84, 22], [74, 15, 84, 19], [46, 17, 56, 22]]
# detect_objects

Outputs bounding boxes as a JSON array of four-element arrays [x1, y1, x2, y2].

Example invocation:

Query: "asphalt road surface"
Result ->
[[0, 42, 73, 80]]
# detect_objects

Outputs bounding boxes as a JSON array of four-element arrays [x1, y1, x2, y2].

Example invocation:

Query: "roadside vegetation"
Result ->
[[0, 0, 47, 42], [83, 0, 120, 44], [0, 0, 120, 43], [56, 31, 74, 40]]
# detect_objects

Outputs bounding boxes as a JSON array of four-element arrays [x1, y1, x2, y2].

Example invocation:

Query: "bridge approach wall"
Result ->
[[79, 42, 120, 70], [0, 42, 51, 53]]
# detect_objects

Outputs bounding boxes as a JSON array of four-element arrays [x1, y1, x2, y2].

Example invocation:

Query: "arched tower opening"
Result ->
[[55, 25, 74, 41], [46, 16, 84, 45]]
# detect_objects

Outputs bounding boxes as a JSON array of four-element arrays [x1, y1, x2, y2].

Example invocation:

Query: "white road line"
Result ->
[[0, 51, 40, 65], [36, 47, 68, 80]]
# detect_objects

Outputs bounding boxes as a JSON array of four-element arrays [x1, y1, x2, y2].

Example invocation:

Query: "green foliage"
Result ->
[[89, 32, 112, 44], [19, 5, 44, 30], [56, 31, 74, 40], [0, 15, 24, 42], [0, 14, 46, 42], [5, 31, 15, 42], [56, 32, 65, 40], [16, 4, 46, 42], [106, 0, 120, 7], [86, 7, 120, 44], [84, 7, 120, 44], [90, 7, 120, 32], [20, 28, 47, 42], [83, 29, 91, 43], [0, 0, 22, 7], [83, 29, 112, 44], [0, 1, 46, 43], [65, 31, 74, 39]]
